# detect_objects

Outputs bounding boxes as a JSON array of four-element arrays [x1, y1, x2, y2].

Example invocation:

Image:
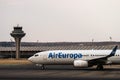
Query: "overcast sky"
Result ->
[[0, 0, 120, 42]]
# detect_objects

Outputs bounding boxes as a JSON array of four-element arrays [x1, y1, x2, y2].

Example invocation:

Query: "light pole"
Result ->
[[10, 39, 13, 59]]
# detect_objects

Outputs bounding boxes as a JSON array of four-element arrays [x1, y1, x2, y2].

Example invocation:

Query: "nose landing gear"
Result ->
[[41, 65, 45, 70], [36, 64, 45, 70]]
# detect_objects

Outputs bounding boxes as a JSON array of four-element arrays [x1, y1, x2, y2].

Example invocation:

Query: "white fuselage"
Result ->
[[28, 50, 120, 65]]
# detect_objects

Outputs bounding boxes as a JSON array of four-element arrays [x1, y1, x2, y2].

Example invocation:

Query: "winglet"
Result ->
[[107, 45, 118, 57]]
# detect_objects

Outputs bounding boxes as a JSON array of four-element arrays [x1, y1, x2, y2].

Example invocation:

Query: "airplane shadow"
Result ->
[[33, 65, 120, 71], [0, 64, 120, 71]]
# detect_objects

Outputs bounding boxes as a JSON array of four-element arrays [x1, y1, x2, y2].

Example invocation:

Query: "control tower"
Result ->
[[10, 25, 26, 59]]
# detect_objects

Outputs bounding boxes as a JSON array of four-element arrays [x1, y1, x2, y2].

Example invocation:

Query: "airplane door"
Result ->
[[43, 55, 47, 60]]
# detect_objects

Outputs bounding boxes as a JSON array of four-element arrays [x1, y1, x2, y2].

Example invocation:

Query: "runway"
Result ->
[[0, 64, 120, 80]]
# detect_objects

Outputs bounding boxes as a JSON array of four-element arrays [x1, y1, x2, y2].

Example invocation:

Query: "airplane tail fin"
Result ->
[[107, 45, 118, 57]]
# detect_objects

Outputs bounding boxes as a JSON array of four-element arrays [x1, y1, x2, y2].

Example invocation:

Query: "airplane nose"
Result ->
[[28, 57, 32, 62], [28, 56, 36, 63]]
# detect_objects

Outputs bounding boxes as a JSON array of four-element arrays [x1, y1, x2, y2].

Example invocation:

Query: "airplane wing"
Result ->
[[88, 45, 118, 65]]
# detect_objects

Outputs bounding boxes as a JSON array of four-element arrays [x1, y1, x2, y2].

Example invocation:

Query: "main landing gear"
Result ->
[[96, 64, 104, 70]]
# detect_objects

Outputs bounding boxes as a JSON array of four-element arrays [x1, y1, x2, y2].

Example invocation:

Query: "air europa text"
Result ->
[[48, 52, 82, 59]]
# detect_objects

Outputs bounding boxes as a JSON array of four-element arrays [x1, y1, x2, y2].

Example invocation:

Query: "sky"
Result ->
[[0, 0, 120, 42]]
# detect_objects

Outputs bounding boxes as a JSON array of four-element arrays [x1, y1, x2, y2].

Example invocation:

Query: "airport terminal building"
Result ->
[[0, 42, 120, 58]]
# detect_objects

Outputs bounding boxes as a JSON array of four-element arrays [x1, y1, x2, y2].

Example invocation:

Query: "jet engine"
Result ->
[[74, 60, 88, 68]]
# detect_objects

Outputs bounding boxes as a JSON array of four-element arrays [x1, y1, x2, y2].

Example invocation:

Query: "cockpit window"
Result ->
[[34, 54, 39, 57]]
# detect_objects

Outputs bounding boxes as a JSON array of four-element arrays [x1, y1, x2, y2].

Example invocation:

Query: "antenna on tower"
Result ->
[[17, 24, 19, 27]]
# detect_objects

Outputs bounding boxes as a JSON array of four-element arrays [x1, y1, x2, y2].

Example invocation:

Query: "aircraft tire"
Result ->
[[96, 64, 103, 70]]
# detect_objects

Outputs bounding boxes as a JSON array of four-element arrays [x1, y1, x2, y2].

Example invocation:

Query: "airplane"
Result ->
[[28, 45, 119, 70]]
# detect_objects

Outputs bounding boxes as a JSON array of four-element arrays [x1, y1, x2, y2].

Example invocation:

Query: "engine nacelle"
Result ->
[[74, 60, 88, 68]]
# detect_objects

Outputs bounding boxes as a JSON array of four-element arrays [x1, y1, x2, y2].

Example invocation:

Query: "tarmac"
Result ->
[[0, 64, 120, 80]]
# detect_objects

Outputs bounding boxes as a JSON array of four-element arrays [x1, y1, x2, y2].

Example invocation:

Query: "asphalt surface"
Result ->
[[0, 64, 120, 80]]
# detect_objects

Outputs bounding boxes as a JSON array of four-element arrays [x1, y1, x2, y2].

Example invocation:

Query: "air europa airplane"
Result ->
[[28, 46, 119, 70]]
